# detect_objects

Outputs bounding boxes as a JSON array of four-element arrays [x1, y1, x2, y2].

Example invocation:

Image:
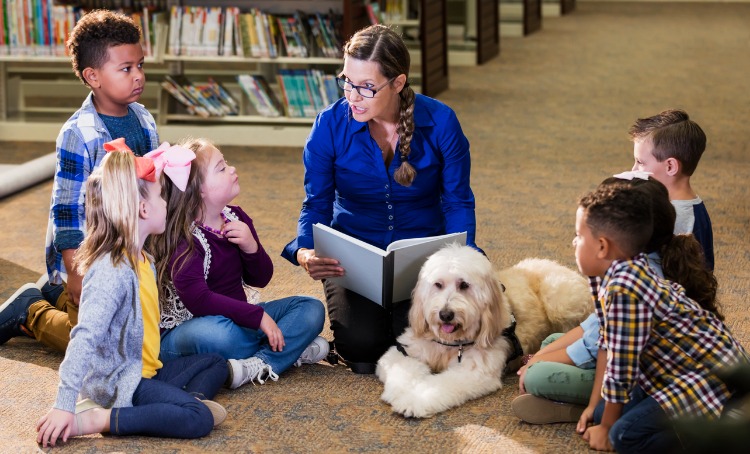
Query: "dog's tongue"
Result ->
[[441, 324, 456, 333]]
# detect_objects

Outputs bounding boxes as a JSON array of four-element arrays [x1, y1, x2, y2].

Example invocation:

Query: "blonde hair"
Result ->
[[149, 137, 215, 293], [344, 24, 417, 186], [75, 151, 149, 276]]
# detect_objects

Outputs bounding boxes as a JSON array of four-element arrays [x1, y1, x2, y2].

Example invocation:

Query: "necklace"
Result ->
[[195, 211, 229, 236], [377, 127, 398, 159]]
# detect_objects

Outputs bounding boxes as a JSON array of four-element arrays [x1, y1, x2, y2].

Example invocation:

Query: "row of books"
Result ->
[[163, 70, 343, 119], [167, 6, 342, 59], [0, 0, 161, 57]]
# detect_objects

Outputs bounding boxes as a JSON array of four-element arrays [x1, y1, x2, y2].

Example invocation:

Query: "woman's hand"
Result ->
[[224, 220, 258, 254], [36, 408, 75, 447], [260, 312, 285, 352], [297, 248, 344, 280]]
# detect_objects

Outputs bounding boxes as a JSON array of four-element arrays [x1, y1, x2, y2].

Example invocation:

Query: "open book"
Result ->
[[313, 224, 467, 308]]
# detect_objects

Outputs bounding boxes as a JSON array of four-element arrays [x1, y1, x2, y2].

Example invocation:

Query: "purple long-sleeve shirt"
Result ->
[[170, 205, 273, 330]]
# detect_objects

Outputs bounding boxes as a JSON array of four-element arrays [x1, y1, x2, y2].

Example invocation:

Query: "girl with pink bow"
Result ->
[[37, 142, 228, 446], [150, 138, 329, 389]]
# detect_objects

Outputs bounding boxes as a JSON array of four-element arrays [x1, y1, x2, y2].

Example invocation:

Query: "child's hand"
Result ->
[[223, 220, 258, 254], [36, 408, 75, 447], [260, 312, 285, 352], [576, 405, 596, 433], [582, 424, 614, 451]]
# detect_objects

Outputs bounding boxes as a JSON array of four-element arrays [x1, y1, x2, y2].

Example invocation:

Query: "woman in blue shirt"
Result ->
[[282, 25, 481, 372]]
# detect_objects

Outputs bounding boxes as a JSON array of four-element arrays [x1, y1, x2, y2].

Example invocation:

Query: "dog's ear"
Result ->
[[409, 279, 430, 337], [476, 276, 507, 348]]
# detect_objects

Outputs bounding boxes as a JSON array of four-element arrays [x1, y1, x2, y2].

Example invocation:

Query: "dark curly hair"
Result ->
[[580, 180, 721, 319], [66, 10, 141, 87]]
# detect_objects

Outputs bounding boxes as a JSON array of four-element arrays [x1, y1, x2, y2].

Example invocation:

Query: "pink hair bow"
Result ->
[[613, 170, 653, 181], [144, 142, 196, 192]]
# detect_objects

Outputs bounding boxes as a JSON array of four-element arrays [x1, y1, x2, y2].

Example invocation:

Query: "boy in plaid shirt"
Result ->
[[572, 181, 747, 452], [0, 11, 158, 350]]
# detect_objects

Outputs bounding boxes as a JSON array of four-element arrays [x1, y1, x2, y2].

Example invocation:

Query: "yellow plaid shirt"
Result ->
[[591, 254, 748, 419]]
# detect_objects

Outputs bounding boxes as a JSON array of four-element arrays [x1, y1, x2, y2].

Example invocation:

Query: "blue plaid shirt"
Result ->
[[592, 254, 748, 419], [45, 92, 159, 284]]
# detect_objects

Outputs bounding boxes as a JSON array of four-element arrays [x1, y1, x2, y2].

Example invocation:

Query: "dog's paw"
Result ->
[[388, 394, 437, 419], [375, 347, 403, 383]]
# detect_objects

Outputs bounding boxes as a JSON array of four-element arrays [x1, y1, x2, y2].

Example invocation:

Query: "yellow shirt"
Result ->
[[139, 255, 163, 378]]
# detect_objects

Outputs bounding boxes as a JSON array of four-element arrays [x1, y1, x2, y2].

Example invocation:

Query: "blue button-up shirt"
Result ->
[[282, 94, 480, 264]]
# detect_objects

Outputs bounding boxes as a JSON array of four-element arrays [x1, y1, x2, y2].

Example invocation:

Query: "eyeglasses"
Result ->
[[336, 77, 395, 98]]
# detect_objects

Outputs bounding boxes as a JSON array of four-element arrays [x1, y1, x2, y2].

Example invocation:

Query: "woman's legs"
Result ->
[[324, 279, 409, 367]]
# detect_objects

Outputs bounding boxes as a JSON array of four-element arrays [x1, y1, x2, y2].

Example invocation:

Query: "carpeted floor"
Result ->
[[1, 2, 749, 452]]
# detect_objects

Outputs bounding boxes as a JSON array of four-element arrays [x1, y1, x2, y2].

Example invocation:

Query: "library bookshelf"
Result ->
[[0, 0, 452, 146]]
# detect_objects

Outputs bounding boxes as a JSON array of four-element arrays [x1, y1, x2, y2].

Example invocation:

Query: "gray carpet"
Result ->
[[1, 2, 749, 452]]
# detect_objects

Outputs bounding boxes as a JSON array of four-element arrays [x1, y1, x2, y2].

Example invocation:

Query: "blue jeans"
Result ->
[[111, 353, 228, 438], [593, 385, 679, 454], [159, 296, 325, 375]]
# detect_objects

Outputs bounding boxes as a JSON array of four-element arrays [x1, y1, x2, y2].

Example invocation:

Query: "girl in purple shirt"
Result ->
[[151, 138, 328, 389]]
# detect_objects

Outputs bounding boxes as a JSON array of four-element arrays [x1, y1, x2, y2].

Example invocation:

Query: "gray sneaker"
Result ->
[[294, 336, 330, 367], [200, 399, 227, 426], [227, 357, 279, 389]]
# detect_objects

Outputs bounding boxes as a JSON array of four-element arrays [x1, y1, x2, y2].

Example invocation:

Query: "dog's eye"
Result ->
[[459, 281, 470, 290], [434, 282, 443, 289]]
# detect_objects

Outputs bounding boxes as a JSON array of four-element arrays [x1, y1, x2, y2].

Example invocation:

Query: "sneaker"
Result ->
[[294, 336, 330, 367], [199, 399, 227, 426], [227, 357, 279, 389], [0, 283, 43, 344], [511, 394, 585, 424]]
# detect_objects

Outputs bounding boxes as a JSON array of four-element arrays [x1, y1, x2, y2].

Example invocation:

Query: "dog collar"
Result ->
[[432, 339, 475, 363]]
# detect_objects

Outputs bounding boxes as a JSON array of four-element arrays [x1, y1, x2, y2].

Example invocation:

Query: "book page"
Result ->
[[313, 224, 388, 305], [390, 232, 467, 302]]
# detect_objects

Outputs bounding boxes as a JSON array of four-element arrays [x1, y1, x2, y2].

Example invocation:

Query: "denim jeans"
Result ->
[[159, 296, 325, 375], [111, 353, 228, 438], [593, 385, 680, 453]]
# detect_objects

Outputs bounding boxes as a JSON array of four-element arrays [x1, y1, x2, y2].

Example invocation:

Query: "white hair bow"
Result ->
[[613, 170, 653, 180]]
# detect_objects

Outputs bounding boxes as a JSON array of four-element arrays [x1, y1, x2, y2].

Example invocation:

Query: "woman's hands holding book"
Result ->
[[297, 248, 344, 280]]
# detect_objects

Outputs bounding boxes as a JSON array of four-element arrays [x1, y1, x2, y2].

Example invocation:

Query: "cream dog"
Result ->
[[376, 244, 591, 418]]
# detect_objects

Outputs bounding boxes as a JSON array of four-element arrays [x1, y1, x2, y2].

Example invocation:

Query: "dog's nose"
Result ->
[[439, 309, 454, 323]]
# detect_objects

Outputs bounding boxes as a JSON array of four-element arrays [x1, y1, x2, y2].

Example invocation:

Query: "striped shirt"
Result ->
[[45, 92, 159, 284], [592, 254, 748, 419]]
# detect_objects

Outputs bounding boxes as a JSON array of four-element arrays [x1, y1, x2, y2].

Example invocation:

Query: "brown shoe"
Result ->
[[511, 394, 585, 424]]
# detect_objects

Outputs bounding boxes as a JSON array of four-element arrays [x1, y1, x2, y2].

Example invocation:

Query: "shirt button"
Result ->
[[385, 193, 389, 198], [385, 185, 389, 189], [389, 215, 393, 220], [388, 226, 394, 230], [388, 205, 392, 210]]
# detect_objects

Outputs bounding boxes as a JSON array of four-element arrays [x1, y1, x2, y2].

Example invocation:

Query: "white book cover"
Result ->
[[313, 224, 467, 307]]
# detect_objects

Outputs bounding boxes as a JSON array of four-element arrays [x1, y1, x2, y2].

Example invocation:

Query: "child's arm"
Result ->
[[232, 208, 273, 287], [51, 130, 94, 297]]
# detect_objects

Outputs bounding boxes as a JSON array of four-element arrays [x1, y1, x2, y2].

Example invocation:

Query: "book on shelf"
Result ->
[[162, 75, 239, 118], [313, 224, 467, 308], [365, 0, 382, 25], [1, 1, 163, 57], [165, 5, 341, 60], [236, 74, 283, 117]]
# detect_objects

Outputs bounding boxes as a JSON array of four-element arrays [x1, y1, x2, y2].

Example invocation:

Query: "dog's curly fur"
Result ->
[[376, 244, 592, 418]]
